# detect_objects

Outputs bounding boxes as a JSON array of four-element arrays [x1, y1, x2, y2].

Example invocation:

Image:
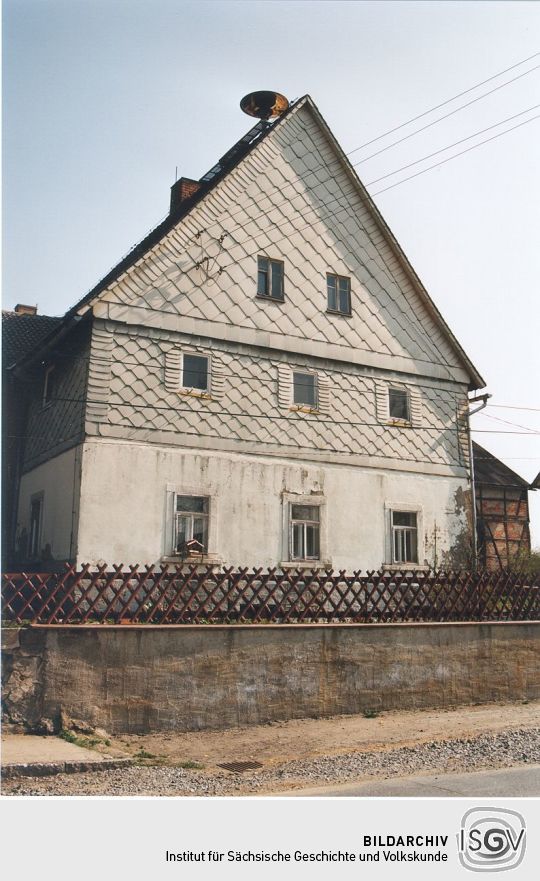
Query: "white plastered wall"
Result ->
[[75, 439, 471, 570], [16, 445, 81, 562]]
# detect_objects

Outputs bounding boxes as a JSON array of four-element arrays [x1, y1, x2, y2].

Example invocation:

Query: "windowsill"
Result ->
[[176, 389, 212, 400], [289, 405, 320, 415], [383, 563, 429, 572], [280, 561, 327, 570], [162, 554, 223, 566], [326, 309, 352, 318], [255, 293, 285, 303], [386, 418, 412, 427]]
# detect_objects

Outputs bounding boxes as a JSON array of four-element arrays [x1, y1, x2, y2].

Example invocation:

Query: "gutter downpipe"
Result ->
[[468, 393, 492, 570]]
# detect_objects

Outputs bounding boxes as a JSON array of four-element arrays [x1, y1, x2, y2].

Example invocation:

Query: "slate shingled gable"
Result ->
[[12, 95, 483, 390]]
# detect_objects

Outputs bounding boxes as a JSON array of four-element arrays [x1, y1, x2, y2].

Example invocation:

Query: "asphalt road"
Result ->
[[277, 764, 540, 797]]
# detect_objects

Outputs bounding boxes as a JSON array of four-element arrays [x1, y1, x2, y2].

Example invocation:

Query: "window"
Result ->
[[293, 371, 317, 407], [174, 496, 209, 554], [327, 274, 351, 315], [29, 495, 43, 558], [388, 388, 410, 422], [257, 256, 284, 300], [391, 511, 418, 564], [43, 365, 55, 407], [290, 504, 320, 560], [181, 353, 209, 392]]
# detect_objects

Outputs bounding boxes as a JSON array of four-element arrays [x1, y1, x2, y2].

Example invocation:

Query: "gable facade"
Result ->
[[12, 97, 482, 570]]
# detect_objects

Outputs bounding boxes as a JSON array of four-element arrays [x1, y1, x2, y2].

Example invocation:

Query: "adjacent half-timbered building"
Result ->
[[473, 442, 533, 570]]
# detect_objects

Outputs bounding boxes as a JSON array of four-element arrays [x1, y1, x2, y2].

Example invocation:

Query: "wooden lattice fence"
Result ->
[[2, 564, 539, 625]]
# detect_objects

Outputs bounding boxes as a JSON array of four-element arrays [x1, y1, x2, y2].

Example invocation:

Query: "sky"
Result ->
[[3, 0, 540, 545]]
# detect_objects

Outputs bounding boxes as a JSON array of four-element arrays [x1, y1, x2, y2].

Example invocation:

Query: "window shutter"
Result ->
[[277, 365, 292, 407], [210, 353, 225, 400], [164, 348, 182, 392], [317, 375, 330, 413], [409, 388, 422, 427], [375, 382, 389, 422]]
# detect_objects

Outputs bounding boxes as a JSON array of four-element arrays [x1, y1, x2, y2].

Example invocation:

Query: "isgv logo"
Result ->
[[458, 807, 526, 872]]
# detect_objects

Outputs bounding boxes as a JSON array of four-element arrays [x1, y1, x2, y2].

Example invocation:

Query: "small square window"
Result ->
[[174, 495, 209, 554], [182, 353, 209, 391], [257, 256, 284, 300], [391, 510, 418, 563], [327, 274, 351, 315], [290, 504, 320, 560], [293, 371, 317, 407], [388, 388, 410, 421]]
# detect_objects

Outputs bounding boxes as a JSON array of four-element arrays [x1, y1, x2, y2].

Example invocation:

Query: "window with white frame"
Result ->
[[391, 511, 418, 564], [388, 387, 410, 421], [257, 256, 284, 300], [43, 365, 55, 407], [181, 353, 209, 392], [290, 504, 320, 560], [174, 495, 209, 555], [293, 371, 317, 408], [327, 273, 351, 315]]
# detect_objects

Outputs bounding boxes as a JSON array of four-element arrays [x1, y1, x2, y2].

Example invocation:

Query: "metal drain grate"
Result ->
[[217, 760, 263, 773]]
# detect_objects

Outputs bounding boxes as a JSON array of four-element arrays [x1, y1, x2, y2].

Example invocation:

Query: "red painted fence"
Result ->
[[2, 564, 539, 624]]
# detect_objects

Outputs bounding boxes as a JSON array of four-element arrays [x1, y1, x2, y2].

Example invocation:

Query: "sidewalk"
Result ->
[[1, 734, 132, 780]]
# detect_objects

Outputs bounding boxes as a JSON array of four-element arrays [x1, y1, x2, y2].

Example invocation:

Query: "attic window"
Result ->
[[257, 256, 284, 301], [43, 365, 55, 407], [327, 274, 351, 315]]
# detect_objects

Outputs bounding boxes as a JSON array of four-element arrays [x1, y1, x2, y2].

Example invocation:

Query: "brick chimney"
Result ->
[[170, 177, 201, 214], [14, 304, 37, 316]]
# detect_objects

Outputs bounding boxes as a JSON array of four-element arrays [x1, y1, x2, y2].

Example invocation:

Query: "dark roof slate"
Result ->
[[473, 441, 530, 489], [2, 311, 62, 369]]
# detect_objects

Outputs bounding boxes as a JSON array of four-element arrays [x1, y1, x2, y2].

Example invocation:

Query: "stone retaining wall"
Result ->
[[2, 622, 539, 734]]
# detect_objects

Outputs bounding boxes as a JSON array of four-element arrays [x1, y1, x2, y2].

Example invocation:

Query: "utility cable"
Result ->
[[372, 113, 540, 195], [347, 50, 540, 154]]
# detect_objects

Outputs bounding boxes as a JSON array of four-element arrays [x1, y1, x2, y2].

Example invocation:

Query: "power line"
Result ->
[[65, 53, 540, 311], [353, 63, 540, 165], [366, 103, 540, 186], [347, 50, 540, 154], [372, 113, 540, 195], [29, 349, 470, 401], [487, 404, 540, 412], [177, 95, 540, 266], [480, 412, 540, 433], [178, 58, 540, 250], [159, 112, 540, 288], [28, 394, 469, 432]]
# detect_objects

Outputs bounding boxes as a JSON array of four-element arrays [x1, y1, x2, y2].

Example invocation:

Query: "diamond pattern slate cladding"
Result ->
[[98, 102, 462, 381], [23, 343, 89, 470], [102, 327, 466, 468]]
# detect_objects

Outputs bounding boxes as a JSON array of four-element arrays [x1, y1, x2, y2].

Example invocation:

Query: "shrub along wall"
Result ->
[[2, 622, 539, 734]]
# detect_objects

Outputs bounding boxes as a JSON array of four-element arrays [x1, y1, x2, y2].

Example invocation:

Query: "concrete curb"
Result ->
[[1, 757, 133, 780]]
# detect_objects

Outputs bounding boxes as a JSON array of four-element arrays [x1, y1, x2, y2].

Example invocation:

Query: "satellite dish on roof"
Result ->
[[240, 91, 289, 120]]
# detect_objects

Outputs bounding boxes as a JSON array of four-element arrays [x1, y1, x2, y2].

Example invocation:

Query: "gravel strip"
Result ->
[[3, 728, 539, 797]]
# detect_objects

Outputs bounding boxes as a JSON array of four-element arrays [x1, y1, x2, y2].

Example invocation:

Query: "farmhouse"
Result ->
[[5, 94, 486, 571]]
